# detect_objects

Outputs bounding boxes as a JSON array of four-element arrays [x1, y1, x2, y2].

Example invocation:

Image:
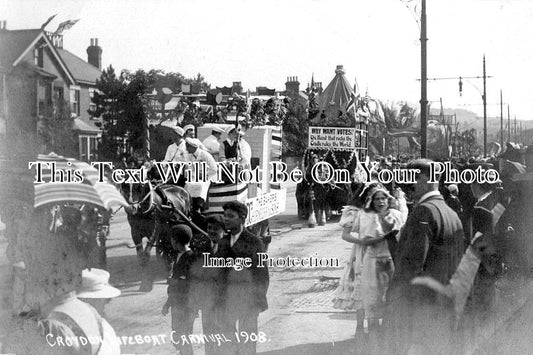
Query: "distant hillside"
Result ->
[[429, 108, 527, 143]]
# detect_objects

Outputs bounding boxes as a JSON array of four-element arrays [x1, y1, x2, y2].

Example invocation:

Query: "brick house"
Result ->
[[0, 23, 103, 162]]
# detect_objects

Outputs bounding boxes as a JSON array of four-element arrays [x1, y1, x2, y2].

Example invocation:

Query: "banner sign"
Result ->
[[244, 188, 286, 226], [308, 127, 359, 150]]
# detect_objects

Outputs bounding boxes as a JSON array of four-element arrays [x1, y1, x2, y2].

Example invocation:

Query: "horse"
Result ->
[[121, 178, 194, 268], [296, 150, 358, 224]]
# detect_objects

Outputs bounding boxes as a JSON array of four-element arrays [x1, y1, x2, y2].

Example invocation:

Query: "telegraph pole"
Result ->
[[420, 0, 428, 158], [508, 104, 511, 142], [500, 90, 503, 148], [514, 115, 517, 142], [483, 55, 487, 156]]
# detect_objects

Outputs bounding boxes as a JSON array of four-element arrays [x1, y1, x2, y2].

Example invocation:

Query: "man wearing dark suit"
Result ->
[[386, 159, 465, 355], [217, 201, 269, 355]]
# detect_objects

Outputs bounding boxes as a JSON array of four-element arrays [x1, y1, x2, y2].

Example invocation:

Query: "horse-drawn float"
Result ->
[[297, 65, 370, 225]]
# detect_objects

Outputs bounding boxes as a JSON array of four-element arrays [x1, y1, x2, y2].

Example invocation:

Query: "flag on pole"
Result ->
[[41, 14, 57, 30], [54, 19, 80, 35]]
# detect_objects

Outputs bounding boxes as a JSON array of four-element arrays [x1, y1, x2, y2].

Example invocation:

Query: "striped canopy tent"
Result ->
[[34, 153, 128, 210], [316, 65, 357, 123]]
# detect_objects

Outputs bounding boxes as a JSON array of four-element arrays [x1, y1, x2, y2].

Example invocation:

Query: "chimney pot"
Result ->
[[87, 38, 102, 70]]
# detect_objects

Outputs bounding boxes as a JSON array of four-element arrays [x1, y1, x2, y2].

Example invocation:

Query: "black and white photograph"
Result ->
[[1, 0, 533, 354]]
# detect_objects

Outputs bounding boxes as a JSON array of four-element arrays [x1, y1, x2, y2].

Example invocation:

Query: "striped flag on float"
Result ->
[[206, 182, 248, 214]]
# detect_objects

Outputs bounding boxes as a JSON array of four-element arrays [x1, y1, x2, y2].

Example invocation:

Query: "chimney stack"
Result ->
[[232, 81, 243, 94], [285, 76, 300, 97], [86, 38, 102, 70]]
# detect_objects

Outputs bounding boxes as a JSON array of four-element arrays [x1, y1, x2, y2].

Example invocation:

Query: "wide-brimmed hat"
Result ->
[[77, 268, 121, 299]]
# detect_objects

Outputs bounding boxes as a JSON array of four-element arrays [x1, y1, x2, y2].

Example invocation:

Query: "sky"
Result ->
[[3, 0, 533, 123]]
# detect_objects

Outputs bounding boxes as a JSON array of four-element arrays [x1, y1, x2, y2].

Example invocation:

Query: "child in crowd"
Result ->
[[162, 224, 195, 355]]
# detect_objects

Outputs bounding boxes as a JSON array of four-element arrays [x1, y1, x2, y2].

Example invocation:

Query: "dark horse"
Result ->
[[296, 149, 358, 225], [121, 179, 192, 268]]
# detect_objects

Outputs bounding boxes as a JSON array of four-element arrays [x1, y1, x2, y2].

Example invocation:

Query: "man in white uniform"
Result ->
[[202, 126, 224, 161], [183, 138, 218, 207], [164, 126, 186, 162], [238, 131, 252, 169]]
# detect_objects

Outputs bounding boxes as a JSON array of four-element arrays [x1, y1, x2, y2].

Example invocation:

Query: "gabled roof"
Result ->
[[0, 29, 75, 85], [56, 48, 101, 85], [0, 29, 41, 69]]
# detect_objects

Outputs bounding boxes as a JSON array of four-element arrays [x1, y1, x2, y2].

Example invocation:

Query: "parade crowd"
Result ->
[[3, 118, 531, 355], [330, 152, 527, 354]]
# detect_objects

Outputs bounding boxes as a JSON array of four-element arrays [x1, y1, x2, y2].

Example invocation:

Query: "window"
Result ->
[[88, 88, 97, 113], [80, 136, 88, 161], [34, 46, 43, 67], [70, 87, 80, 117], [79, 135, 99, 162], [37, 80, 52, 116]]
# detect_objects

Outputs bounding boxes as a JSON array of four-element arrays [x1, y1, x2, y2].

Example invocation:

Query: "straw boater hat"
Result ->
[[77, 268, 121, 299]]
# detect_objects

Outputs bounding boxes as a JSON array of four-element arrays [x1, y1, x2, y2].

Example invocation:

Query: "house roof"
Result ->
[[0, 29, 42, 69], [0, 29, 76, 85], [56, 48, 101, 85], [72, 117, 101, 134]]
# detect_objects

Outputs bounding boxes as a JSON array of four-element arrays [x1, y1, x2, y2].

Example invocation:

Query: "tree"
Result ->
[[37, 97, 77, 157], [380, 101, 419, 155], [282, 97, 308, 157], [90, 66, 149, 161]]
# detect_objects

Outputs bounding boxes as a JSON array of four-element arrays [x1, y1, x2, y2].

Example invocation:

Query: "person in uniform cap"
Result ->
[[202, 126, 225, 161], [238, 130, 252, 169], [184, 138, 218, 181], [183, 124, 196, 138], [219, 126, 239, 162], [164, 126, 186, 162], [183, 137, 218, 209], [386, 158, 465, 355], [219, 125, 251, 168]]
